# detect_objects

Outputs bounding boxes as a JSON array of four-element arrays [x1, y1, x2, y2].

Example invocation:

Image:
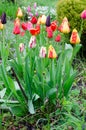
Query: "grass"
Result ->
[[21, 0, 58, 7]]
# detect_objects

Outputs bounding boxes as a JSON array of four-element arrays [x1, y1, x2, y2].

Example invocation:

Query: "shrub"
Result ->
[[56, 0, 86, 51]]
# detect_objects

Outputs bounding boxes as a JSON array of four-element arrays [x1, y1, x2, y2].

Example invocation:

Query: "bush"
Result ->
[[56, 0, 86, 51]]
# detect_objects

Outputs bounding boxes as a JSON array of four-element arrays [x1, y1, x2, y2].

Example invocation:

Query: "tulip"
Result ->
[[38, 15, 46, 24], [30, 24, 40, 35], [34, 2, 37, 9], [27, 6, 31, 12], [31, 16, 37, 24], [50, 21, 57, 31], [48, 45, 57, 59], [21, 22, 27, 31], [55, 34, 61, 42], [19, 43, 24, 52], [1, 12, 6, 24], [37, 16, 42, 24], [29, 36, 36, 48], [13, 25, 20, 35], [46, 15, 51, 27], [0, 20, 4, 30], [14, 17, 20, 26], [59, 17, 70, 33], [81, 10, 86, 19], [29, 12, 33, 17], [47, 27, 53, 38], [26, 22, 33, 31], [39, 46, 47, 58], [20, 31, 25, 36], [16, 7, 23, 18], [35, 12, 38, 17], [70, 29, 80, 44]]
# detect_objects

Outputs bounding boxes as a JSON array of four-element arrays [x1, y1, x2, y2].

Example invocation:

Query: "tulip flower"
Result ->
[[47, 27, 53, 38], [29, 12, 33, 17], [39, 46, 47, 58], [27, 6, 31, 12], [30, 24, 40, 35], [37, 15, 46, 24], [21, 22, 27, 31], [13, 24, 20, 35], [48, 45, 57, 59], [50, 21, 57, 31], [70, 29, 80, 44], [55, 34, 61, 42], [41, 15, 46, 24], [1, 12, 6, 24], [34, 2, 37, 9], [14, 17, 20, 26], [31, 16, 37, 24], [0, 20, 4, 30], [59, 17, 70, 33], [19, 43, 24, 52], [16, 7, 23, 18], [35, 12, 38, 17], [81, 10, 86, 19], [29, 36, 36, 48], [46, 15, 51, 27], [26, 22, 33, 31]]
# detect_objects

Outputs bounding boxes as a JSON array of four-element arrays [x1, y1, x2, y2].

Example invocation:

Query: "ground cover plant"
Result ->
[[0, 0, 86, 130]]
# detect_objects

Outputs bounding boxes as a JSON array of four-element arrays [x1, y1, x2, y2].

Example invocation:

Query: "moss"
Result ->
[[56, 0, 86, 50]]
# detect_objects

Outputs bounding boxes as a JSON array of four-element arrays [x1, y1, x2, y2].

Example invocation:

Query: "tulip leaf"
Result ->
[[28, 100, 35, 114]]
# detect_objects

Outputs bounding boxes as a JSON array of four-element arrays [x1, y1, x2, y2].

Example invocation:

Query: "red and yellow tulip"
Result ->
[[70, 29, 80, 44], [59, 17, 70, 33], [48, 45, 57, 59]]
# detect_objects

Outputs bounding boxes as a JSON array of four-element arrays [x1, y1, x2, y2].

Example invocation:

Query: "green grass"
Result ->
[[21, 0, 58, 7]]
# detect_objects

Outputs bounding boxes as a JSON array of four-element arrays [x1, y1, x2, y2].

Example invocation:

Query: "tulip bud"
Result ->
[[81, 10, 86, 19], [70, 29, 80, 44], [26, 22, 33, 31], [48, 45, 57, 59], [17, 7, 23, 18], [0, 20, 4, 30], [31, 16, 37, 24], [40, 15, 46, 24], [19, 43, 24, 52], [27, 6, 31, 12], [21, 22, 27, 31], [47, 27, 53, 38], [55, 34, 61, 42], [29, 36, 36, 48], [50, 21, 57, 31], [13, 25, 20, 35], [34, 2, 37, 9], [39, 46, 47, 58], [1, 12, 6, 24], [14, 17, 20, 26], [59, 17, 70, 33], [46, 15, 51, 27]]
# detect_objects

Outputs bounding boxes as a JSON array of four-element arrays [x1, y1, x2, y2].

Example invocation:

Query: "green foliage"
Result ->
[[0, 1, 18, 19]]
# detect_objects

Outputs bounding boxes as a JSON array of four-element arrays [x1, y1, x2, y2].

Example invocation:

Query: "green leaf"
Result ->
[[63, 71, 77, 97], [0, 88, 6, 99], [28, 100, 35, 114], [46, 88, 57, 98], [10, 105, 27, 116], [72, 44, 82, 59]]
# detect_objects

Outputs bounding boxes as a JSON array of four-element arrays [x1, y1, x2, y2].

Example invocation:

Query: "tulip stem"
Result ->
[[15, 36, 22, 65]]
